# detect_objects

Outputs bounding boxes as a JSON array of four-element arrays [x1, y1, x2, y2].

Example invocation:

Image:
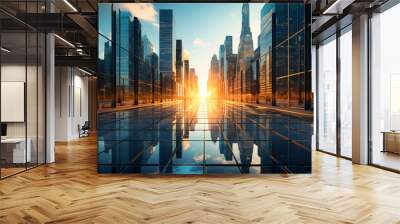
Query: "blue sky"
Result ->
[[99, 3, 264, 94]]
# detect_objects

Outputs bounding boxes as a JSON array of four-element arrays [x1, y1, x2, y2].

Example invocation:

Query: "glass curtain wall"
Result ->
[[316, 25, 352, 158], [370, 3, 400, 171], [0, 1, 46, 179], [317, 35, 337, 154], [258, 4, 310, 110]]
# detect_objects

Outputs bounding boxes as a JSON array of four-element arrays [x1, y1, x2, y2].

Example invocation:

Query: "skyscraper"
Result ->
[[131, 17, 142, 105], [240, 3, 251, 39], [259, 4, 310, 109], [251, 47, 260, 103], [219, 44, 225, 98], [142, 34, 154, 58], [159, 9, 175, 100], [237, 3, 254, 101], [176, 40, 183, 98], [147, 52, 159, 103], [115, 10, 132, 106], [142, 35, 154, 103], [208, 54, 219, 98], [189, 68, 199, 96], [184, 60, 189, 98], [223, 36, 233, 98], [259, 4, 279, 105], [224, 36, 233, 56]]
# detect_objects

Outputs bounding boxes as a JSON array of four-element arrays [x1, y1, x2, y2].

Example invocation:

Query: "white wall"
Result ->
[[55, 67, 89, 141], [1, 63, 46, 164], [1, 65, 41, 137]]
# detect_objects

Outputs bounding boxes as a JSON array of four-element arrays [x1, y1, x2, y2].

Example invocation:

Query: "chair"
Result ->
[[78, 121, 90, 138]]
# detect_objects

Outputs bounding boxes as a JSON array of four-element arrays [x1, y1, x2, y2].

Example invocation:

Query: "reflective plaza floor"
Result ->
[[97, 99, 312, 174]]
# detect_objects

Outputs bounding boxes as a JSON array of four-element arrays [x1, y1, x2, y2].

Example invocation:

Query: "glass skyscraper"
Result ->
[[223, 36, 234, 98], [259, 3, 311, 110], [176, 39, 183, 97], [159, 9, 175, 100], [118, 10, 131, 106]]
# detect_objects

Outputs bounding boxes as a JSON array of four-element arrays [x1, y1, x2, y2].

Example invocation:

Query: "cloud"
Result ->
[[117, 3, 157, 23], [193, 38, 209, 47], [183, 49, 190, 60], [152, 22, 159, 28]]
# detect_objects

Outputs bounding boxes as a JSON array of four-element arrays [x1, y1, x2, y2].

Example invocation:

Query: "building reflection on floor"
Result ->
[[98, 99, 312, 174]]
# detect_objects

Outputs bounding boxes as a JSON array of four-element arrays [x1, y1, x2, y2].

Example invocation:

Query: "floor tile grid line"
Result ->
[[218, 122, 246, 173], [160, 123, 204, 173]]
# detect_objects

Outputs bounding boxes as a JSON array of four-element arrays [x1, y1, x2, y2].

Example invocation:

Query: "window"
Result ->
[[317, 35, 337, 154], [339, 27, 352, 158], [370, 3, 400, 171]]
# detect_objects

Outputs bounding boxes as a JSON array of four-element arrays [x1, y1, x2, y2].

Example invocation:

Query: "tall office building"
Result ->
[[258, 6, 273, 105], [223, 36, 233, 98], [159, 9, 175, 100], [219, 44, 225, 98], [147, 52, 159, 103], [131, 17, 142, 105], [114, 10, 132, 106], [141, 35, 155, 103], [237, 3, 254, 100], [240, 3, 251, 39], [251, 47, 260, 103], [259, 4, 309, 108], [189, 68, 199, 96], [224, 36, 233, 56], [176, 40, 183, 97], [208, 54, 220, 98], [259, 4, 281, 105], [184, 59, 189, 98], [227, 54, 238, 100], [142, 34, 154, 58]]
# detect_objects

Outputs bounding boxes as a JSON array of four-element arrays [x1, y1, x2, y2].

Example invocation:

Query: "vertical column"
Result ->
[[352, 14, 369, 164], [46, 32, 55, 163], [312, 45, 317, 150], [336, 30, 341, 156]]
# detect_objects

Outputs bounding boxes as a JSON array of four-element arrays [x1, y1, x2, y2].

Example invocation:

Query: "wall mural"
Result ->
[[97, 3, 312, 174]]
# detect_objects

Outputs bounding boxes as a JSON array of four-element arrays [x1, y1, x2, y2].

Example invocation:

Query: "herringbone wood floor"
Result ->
[[1, 136, 400, 224]]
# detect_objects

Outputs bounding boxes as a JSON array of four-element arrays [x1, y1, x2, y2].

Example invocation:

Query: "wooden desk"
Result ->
[[382, 131, 400, 154], [1, 138, 31, 163]]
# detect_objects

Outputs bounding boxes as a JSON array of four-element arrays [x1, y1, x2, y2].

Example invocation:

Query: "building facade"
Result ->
[[159, 9, 175, 101], [223, 36, 234, 98], [236, 3, 255, 102], [207, 54, 220, 98], [175, 40, 183, 98], [259, 3, 311, 109]]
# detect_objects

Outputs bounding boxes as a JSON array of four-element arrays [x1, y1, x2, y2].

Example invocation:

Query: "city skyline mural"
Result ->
[[97, 3, 312, 174]]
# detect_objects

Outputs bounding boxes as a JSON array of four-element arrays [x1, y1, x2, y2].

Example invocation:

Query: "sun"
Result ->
[[198, 80, 208, 98]]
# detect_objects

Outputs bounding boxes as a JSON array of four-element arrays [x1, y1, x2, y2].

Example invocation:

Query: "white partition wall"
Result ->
[[0, 8, 47, 179]]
